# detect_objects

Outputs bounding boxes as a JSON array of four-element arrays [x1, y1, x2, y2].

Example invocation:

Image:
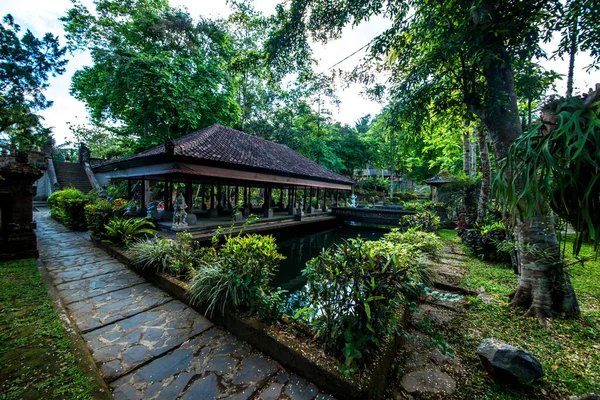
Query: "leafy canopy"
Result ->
[[61, 0, 241, 150], [0, 14, 67, 150]]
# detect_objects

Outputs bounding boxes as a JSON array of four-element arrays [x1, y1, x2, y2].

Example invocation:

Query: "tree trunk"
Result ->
[[463, 131, 471, 175], [476, 125, 491, 222], [470, 127, 477, 176], [473, 4, 579, 322], [509, 212, 579, 324], [566, 11, 579, 98]]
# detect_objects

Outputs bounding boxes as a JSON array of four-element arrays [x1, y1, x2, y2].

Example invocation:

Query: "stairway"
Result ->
[[54, 162, 94, 193]]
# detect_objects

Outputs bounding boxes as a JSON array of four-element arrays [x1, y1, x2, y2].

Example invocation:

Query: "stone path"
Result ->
[[35, 211, 333, 400]]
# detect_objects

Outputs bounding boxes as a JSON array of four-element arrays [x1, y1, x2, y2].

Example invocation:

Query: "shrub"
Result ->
[[47, 188, 90, 230], [102, 217, 155, 247], [296, 238, 430, 376], [402, 210, 440, 232], [457, 218, 512, 263], [384, 227, 442, 260], [394, 191, 418, 202], [189, 234, 285, 320], [85, 197, 130, 238], [128, 233, 199, 278]]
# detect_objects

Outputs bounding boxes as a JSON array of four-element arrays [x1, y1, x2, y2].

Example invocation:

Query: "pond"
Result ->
[[271, 223, 389, 292]]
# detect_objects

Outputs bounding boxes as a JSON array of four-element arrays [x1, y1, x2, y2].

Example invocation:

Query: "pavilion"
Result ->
[[91, 124, 353, 229]]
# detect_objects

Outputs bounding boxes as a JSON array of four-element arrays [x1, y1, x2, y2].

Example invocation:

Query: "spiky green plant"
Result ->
[[102, 217, 155, 247]]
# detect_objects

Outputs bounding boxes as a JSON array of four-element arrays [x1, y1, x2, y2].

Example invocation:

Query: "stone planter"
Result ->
[[92, 238, 408, 399]]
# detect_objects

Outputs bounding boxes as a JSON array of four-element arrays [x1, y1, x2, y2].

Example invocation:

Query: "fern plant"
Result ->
[[103, 217, 155, 247]]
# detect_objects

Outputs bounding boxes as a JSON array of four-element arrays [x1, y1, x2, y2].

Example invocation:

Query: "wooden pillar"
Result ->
[[216, 185, 223, 212], [140, 178, 146, 209], [169, 179, 174, 211], [303, 186, 307, 210], [316, 188, 320, 211], [264, 185, 273, 218], [322, 189, 327, 212], [234, 186, 239, 208], [200, 183, 204, 210], [185, 178, 193, 212], [164, 178, 170, 211], [210, 185, 215, 210]]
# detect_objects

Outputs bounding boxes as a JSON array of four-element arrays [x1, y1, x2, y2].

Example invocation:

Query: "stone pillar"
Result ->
[[0, 159, 43, 260]]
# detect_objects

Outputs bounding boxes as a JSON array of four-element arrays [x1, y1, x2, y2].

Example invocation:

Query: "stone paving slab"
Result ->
[[66, 283, 173, 333], [57, 269, 146, 304], [41, 252, 117, 272], [83, 301, 214, 381], [47, 258, 125, 285], [111, 327, 280, 400], [259, 371, 336, 400], [40, 244, 109, 261]]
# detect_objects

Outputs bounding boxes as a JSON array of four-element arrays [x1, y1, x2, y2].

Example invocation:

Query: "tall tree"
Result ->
[[0, 14, 67, 150], [267, 0, 580, 323], [62, 0, 240, 149]]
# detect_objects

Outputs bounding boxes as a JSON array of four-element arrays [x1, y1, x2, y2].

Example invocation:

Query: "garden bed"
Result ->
[[93, 238, 408, 399]]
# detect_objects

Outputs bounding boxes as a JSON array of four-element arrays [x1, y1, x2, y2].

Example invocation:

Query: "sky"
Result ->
[[2, 0, 599, 145]]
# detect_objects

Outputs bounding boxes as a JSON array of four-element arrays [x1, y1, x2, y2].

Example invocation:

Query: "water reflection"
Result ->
[[272, 226, 386, 292]]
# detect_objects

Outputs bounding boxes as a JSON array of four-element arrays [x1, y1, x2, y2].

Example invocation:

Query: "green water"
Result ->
[[271, 224, 388, 292]]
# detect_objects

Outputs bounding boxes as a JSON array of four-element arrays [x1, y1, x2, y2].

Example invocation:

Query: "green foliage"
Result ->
[[102, 217, 155, 248], [189, 234, 285, 321], [128, 233, 199, 278], [295, 238, 430, 376], [499, 96, 600, 255], [0, 14, 67, 150], [402, 210, 440, 233], [84, 197, 129, 238], [67, 123, 136, 159], [47, 188, 90, 230], [457, 214, 513, 263], [384, 227, 442, 260], [61, 0, 240, 149], [450, 236, 600, 398]]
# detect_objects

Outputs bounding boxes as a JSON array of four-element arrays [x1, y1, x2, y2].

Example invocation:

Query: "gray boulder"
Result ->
[[477, 338, 543, 383], [569, 395, 600, 400], [400, 368, 456, 396]]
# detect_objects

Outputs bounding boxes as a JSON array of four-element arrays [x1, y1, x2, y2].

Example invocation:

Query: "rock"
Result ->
[[476, 292, 498, 304], [400, 368, 456, 396], [477, 338, 543, 383], [429, 349, 454, 366], [570, 395, 600, 400]]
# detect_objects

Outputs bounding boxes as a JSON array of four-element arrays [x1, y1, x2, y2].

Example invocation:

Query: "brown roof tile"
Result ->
[[94, 124, 353, 184]]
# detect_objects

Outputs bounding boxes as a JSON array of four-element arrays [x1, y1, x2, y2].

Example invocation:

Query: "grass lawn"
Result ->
[[444, 234, 600, 399], [0, 258, 96, 399]]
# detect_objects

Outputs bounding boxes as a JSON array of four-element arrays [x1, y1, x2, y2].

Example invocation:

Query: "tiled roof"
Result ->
[[94, 124, 353, 184], [424, 170, 456, 185]]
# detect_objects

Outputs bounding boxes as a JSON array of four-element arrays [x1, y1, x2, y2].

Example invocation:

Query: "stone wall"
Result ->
[[0, 156, 43, 260]]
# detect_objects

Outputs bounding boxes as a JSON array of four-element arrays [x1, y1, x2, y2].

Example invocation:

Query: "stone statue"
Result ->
[[172, 193, 188, 229], [295, 196, 305, 217], [147, 201, 159, 219]]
